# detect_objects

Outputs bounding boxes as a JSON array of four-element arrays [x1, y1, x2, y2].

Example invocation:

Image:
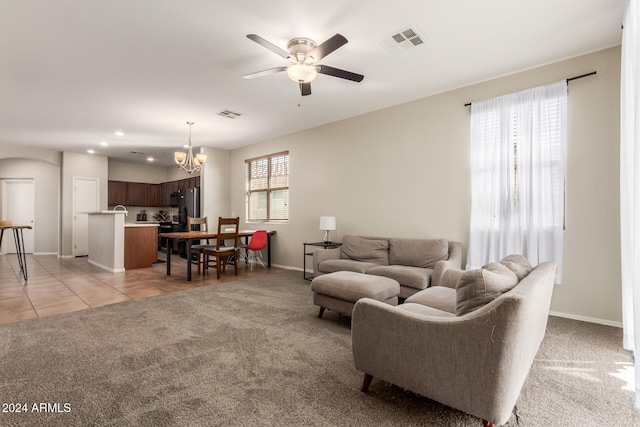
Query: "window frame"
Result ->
[[245, 151, 289, 224]]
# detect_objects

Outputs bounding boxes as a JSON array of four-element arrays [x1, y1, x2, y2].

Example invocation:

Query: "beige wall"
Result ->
[[201, 147, 231, 224], [107, 159, 201, 183], [0, 158, 60, 254], [60, 152, 109, 256], [0, 142, 62, 166], [229, 46, 622, 325]]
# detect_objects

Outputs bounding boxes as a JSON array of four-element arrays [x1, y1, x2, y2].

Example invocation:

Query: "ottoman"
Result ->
[[311, 271, 400, 318]]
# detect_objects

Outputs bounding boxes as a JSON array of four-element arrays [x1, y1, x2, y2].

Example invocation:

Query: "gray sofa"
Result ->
[[351, 256, 557, 427], [313, 235, 462, 298]]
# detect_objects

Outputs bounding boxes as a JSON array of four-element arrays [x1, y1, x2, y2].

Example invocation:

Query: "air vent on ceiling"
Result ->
[[217, 109, 242, 119], [382, 25, 425, 53]]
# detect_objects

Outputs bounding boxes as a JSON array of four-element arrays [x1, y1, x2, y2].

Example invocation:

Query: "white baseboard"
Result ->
[[549, 310, 622, 328], [87, 259, 124, 273], [33, 252, 58, 256], [272, 264, 303, 272]]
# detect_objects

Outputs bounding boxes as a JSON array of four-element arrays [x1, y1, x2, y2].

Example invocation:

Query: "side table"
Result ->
[[303, 241, 342, 281]]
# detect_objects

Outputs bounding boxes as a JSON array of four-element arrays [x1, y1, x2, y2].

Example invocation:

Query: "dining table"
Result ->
[[158, 229, 276, 281], [0, 225, 32, 281]]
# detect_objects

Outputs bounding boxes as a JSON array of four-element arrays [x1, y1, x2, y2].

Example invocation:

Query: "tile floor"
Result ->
[[0, 251, 283, 325]]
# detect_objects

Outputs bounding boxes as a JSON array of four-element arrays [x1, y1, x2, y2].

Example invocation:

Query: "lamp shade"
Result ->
[[319, 216, 336, 231], [287, 64, 318, 83], [174, 151, 187, 164]]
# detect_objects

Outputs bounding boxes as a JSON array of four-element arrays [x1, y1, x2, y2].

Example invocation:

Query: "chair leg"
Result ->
[[234, 251, 239, 275], [216, 255, 221, 279], [255, 250, 265, 269], [361, 373, 373, 392], [318, 307, 325, 318]]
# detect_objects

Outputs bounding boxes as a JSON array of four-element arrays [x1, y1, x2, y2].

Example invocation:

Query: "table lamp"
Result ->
[[319, 216, 336, 243]]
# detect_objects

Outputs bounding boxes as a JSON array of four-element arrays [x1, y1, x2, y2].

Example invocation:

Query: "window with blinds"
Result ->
[[245, 151, 289, 223]]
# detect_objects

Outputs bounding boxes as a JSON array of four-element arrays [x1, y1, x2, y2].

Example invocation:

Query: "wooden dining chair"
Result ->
[[187, 216, 214, 275], [203, 217, 240, 279]]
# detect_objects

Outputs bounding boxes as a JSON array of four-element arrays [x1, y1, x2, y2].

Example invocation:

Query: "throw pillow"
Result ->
[[456, 262, 518, 316], [499, 254, 533, 281], [340, 235, 389, 265], [388, 238, 449, 268]]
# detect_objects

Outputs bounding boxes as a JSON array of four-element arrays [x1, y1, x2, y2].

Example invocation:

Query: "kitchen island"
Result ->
[[124, 223, 158, 270], [87, 211, 159, 272]]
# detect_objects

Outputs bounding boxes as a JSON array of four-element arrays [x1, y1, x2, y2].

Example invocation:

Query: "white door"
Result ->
[[1, 179, 35, 254], [73, 177, 99, 257]]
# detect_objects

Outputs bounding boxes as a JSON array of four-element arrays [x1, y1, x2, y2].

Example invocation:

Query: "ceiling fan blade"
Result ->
[[306, 34, 348, 63], [243, 66, 288, 79], [317, 65, 364, 82], [299, 82, 311, 96], [246, 34, 290, 59]]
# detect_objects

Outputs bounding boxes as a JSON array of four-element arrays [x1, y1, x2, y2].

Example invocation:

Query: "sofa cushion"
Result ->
[[405, 287, 457, 314], [311, 271, 400, 302], [499, 254, 533, 281], [319, 259, 380, 274], [388, 238, 449, 268], [366, 265, 432, 290], [340, 235, 389, 265], [396, 303, 456, 318], [456, 262, 518, 316]]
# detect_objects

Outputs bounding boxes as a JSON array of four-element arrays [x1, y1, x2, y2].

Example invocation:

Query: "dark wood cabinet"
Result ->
[[159, 183, 169, 206], [127, 182, 148, 206], [169, 180, 180, 194], [108, 181, 128, 206], [124, 226, 158, 269], [148, 184, 161, 207], [107, 176, 201, 207]]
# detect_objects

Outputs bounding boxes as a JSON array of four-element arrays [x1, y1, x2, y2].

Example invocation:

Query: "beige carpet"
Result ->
[[0, 269, 637, 426]]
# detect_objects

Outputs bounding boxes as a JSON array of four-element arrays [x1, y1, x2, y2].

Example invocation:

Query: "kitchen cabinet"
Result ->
[[159, 183, 169, 206], [127, 182, 148, 206], [124, 225, 158, 269], [148, 184, 161, 207], [107, 177, 201, 207], [108, 181, 128, 206]]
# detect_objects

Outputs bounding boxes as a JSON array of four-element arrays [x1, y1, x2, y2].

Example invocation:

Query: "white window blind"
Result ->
[[246, 151, 289, 223]]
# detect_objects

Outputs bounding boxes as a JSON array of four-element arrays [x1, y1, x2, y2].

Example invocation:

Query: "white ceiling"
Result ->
[[0, 0, 625, 166]]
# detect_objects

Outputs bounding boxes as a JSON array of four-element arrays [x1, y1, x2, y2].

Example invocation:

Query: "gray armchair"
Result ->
[[351, 261, 557, 426]]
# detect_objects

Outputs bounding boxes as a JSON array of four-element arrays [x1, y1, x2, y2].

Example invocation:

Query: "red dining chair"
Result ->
[[245, 230, 268, 271]]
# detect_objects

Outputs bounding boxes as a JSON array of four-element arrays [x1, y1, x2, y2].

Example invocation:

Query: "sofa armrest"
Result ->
[[447, 241, 463, 268], [312, 247, 341, 277], [431, 261, 464, 289]]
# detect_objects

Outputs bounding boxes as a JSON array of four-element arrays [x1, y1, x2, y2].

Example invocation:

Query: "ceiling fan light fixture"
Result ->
[[287, 64, 318, 83]]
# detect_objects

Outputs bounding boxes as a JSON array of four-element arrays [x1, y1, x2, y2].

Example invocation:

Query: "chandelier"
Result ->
[[174, 121, 207, 174]]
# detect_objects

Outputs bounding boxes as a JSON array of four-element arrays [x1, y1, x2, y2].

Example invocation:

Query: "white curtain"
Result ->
[[467, 80, 567, 283], [621, 0, 640, 408]]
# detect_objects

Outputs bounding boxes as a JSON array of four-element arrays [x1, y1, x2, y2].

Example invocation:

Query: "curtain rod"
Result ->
[[463, 71, 597, 107]]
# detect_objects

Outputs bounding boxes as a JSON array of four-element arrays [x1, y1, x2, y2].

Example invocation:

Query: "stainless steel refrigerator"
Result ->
[[177, 187, 200, 258]]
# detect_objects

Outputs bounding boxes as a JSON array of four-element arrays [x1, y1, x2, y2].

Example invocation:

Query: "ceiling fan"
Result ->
[[243, 33, 364, 96]]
